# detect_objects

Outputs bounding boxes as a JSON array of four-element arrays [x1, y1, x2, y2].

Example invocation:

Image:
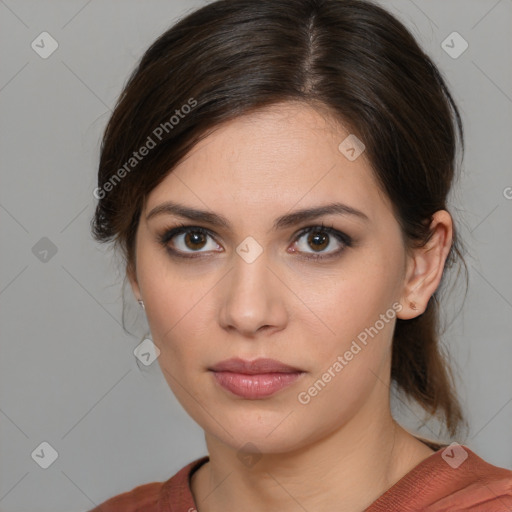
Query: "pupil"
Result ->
[[186, 232, 206, 250], [309, 231, 328, 251]]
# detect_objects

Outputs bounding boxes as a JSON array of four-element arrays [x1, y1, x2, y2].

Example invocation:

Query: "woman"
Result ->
[[89, 0, 512, 510]]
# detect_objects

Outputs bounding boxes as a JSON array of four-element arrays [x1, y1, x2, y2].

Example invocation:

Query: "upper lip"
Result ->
[[209, 357, 303, 374]]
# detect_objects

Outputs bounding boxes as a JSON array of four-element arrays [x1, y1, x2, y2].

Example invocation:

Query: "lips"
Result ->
[[209, 357, 302, 374], [209, 357, 305, 399]]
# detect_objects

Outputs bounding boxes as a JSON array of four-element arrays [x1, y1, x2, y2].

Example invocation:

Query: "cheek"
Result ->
[[305, 263, 400, 350], [148, 301, 207, 366], [138, 240, 206, 312]]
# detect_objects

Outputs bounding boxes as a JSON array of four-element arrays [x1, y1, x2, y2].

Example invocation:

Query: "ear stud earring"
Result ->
[[138, 299, 145, 310]]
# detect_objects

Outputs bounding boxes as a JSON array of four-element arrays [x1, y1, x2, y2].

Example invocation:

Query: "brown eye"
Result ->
[[306, 230, 330, 252], [291, 225, 352, 260], [158, 223, 352, 261], [183, 230, 208, 250], [158, 226, 222, 257]]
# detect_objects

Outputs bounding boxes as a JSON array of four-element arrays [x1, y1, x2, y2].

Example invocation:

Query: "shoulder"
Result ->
[[87, 481, 163, 512], [433, 445, 512, 511], [368, 444, 512, 511], [87, 456, 208, 512]]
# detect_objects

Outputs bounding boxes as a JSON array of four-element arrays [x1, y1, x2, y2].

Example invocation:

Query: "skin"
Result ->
[[128, 102, 453, 511]]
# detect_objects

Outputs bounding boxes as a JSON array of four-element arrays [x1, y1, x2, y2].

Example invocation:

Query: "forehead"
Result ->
[[145, 103, 392, 225]]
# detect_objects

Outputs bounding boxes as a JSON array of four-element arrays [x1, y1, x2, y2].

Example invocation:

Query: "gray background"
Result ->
[[1, 0, 511, 510]]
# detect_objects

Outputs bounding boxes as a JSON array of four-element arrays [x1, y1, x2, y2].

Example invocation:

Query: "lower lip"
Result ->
[[211, 371, 304, 399]]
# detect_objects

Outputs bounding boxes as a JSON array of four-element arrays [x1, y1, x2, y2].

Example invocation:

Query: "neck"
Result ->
[[191, 397, 434, 512]]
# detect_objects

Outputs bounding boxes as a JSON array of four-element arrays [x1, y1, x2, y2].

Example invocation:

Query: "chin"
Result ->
[[222, 429, 307, 455], [201, 406, 314, 454]]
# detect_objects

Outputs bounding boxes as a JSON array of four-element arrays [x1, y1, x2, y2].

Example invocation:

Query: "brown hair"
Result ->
[[91, 0, 468, 439]]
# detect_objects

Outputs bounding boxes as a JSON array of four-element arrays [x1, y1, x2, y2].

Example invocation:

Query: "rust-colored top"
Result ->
[[89, 444, 512, 511]]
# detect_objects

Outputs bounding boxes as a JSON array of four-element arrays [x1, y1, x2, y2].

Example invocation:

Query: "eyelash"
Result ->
[[156, 222, 353, 261]]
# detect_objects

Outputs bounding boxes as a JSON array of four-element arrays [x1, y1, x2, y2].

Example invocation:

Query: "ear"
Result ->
[[127, 262, 142, 302], [396, 210, 453, 320]]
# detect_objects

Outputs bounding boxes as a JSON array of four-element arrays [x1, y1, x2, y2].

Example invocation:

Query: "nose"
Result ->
[[218, 250, 288, 337]]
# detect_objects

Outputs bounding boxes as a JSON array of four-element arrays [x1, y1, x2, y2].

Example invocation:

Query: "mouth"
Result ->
[[208, 358, 305, 399]]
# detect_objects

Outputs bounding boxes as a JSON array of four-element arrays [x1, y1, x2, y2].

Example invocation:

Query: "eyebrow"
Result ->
[[146, 200, 370, 230]]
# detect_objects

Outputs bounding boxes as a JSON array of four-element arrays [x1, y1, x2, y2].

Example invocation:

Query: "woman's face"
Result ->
[[129, 102, 412, 453]]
